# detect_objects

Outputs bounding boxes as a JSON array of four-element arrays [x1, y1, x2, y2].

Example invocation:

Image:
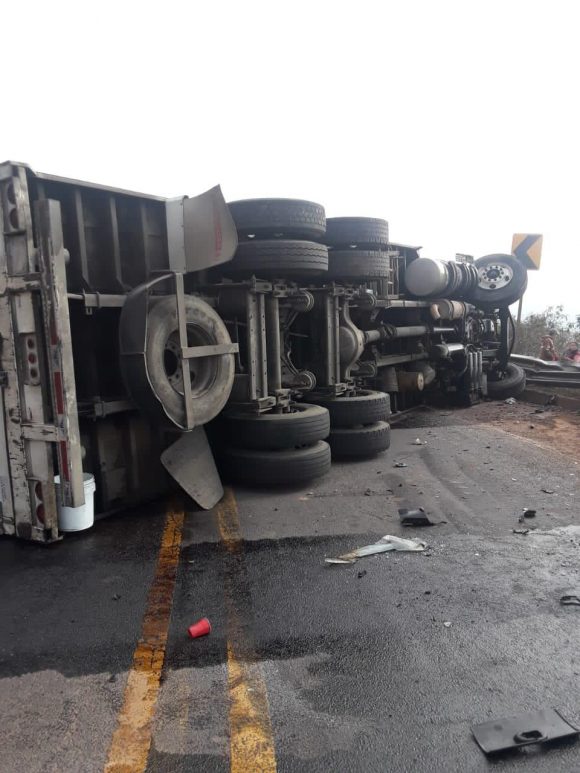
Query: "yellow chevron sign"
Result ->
[[511, 233, 543, 270]]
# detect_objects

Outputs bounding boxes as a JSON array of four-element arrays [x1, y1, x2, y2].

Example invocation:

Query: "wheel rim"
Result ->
[[163, 325, 216, 398], [477, 262, 514, 291]]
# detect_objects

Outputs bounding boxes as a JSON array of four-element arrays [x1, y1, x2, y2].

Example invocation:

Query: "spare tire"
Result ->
[[223, 403, 330, 450], [315, 390, 390, 427], [226, 240, 329, 277], [468, 254, 528, 308], [221, 441, 331, 486], [144, 295, 235, 428], [326, 217, 389, 249], [328, 421, 391, 459], [228, 198, 326, 241], [328, 249, 390, 279], [486, 363, 526, 400]]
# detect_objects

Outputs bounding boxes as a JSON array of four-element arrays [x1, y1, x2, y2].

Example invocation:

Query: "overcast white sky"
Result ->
[[3, 0, 579, 319]]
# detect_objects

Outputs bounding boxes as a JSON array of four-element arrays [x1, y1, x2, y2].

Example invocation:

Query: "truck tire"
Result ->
[[221, 441, 331, 486], [325, 217, 389, 249], [328, 421, 391, 458], [223, 403, 330, 450], [316, 390, 390, 427], [327, 249, 390, 279], [228, 198, 326, 241], [144, 295, 235, 428], [468, 254, 528, 308], [486, 363, 526, 400], [227, 240, 329, 277]]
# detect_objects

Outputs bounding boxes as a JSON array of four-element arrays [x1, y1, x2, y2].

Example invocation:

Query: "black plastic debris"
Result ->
[[393, 462, 408, 468], [541, 488, 555, 494], [472, 708, 579, 755], [513, 528, 531, 535], [560, 595, 580, 606], [523, 509, 537, 519], [399, 507, 432, 527]]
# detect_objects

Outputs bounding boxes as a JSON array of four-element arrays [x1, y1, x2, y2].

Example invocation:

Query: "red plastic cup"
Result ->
[[188, 617, 211, 638]]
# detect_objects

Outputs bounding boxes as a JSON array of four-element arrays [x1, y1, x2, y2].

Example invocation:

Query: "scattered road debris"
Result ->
[[560, 595, 580, 606], [412, 438, 425, 445], [513, 528, 531, 535], [522, 508, 536, 519], [112, 594, 121, 601], [357, 570, 367, 579], [399, 507, 432, 527], [443, 621, 452, 628], [541, 488, 555, 494], [325, 535, 427, 565], [364, 488, 373, 496], [504, 397, 517, 405], [472, 708, 579, 755], [188, 617, 212, 638], [393, 462, 408, 468]]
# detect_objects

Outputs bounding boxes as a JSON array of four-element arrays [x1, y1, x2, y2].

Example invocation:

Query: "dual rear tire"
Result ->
[[220, 403, 331, 485], [313, 389, 391, 459]]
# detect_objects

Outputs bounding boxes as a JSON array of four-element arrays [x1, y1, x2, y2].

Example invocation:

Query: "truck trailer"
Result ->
[[0, 162, 527, 542]]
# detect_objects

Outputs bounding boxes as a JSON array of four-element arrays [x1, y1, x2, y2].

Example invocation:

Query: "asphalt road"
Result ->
[[1, 405, 580, 773]]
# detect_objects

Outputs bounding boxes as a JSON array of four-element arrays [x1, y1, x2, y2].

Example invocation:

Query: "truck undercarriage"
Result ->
[[0, 163, 527, 542]]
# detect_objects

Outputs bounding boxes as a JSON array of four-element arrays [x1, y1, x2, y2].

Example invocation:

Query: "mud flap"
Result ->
[[166, 185, 238, 273], [161, 426, 223, 510]]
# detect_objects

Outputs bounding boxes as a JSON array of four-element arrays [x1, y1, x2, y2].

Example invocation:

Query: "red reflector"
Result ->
[[59, 441, 70, 481], [54, 371, 64, 414]]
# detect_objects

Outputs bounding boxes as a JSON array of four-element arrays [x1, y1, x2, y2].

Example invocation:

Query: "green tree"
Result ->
[[514, 305, 580, 358]]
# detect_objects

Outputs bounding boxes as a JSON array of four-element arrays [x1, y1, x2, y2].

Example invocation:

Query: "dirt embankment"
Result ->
[[461, 399, 580, 461]]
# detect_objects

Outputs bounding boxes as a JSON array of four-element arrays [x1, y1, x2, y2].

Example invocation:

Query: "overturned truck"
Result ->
[[0, 163, 527, 542]]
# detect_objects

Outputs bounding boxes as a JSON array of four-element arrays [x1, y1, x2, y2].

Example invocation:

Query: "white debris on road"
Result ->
[[325, 535, 427, 565]]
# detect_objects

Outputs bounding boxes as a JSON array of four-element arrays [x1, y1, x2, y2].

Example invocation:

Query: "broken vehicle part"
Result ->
[[325, 534, 427, 564], [560, 595, 580, 606], [471, 708, 579, 755], [161, 426, 223, 510], [399, 508, 432, 527]]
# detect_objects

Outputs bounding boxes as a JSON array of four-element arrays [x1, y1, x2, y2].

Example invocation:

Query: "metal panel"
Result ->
[[166, 186, 237, 273], [35, 199, 85, 508], [0, 165, 58, 541]]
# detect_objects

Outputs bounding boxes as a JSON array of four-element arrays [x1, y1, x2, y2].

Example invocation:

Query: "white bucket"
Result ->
[[54, 473, 96, 532]]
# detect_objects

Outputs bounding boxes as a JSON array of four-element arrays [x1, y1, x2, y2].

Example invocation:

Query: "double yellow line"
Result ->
[[218, 488, 277, 773], [104, 504, 184, 773], [104, 490, 277, 773]]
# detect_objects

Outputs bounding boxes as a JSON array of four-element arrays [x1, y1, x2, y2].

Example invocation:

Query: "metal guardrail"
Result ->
[[511, 354, 580, 389]]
